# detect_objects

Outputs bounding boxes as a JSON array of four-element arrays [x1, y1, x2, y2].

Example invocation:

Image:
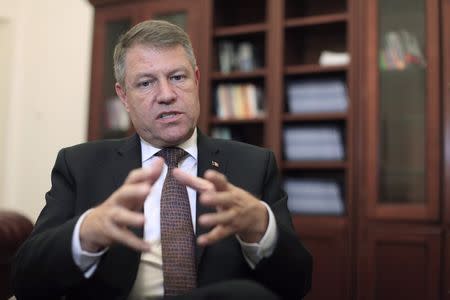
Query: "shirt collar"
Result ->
[[140, 128, 198, 163]]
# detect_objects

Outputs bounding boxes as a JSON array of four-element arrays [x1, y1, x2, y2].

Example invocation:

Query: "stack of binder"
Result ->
[[283, 125, 345, 161], [286, 78, 348, 113], [284, 178, 344, 215]]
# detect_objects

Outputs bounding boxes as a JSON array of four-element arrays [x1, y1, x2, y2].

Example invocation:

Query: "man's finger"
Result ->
[[114, 182, 151, 208], [204, 170, 229, 192], [110, 206, 146, 228], [197, 225, 234, 246], [125, 158, 164, 184], [173, 168, 215, 192], [200, 190, 233, 208], [198, 209, 237, 227], [109, 223, 151, 252]]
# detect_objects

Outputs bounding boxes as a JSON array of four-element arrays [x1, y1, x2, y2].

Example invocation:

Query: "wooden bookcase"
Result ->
[[87, 0, 449, 299], [206, 3, 355, 298]]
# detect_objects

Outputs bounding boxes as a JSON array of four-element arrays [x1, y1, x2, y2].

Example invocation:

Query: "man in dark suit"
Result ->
[[12, 20, 312, 300]]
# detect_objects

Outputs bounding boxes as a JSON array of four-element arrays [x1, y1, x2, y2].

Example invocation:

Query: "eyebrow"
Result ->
[[133, 73, 154, 80], [134, 66, 190, 79], [167, 66, 190, 75]]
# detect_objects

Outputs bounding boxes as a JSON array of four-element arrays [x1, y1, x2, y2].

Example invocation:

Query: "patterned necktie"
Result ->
[[157, 147, 196, 296]]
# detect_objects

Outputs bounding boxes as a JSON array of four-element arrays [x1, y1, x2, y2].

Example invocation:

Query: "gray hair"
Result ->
[[113, 20, 197, 87]]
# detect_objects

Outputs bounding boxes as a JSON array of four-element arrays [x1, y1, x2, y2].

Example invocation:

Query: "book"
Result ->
[[218, 40, 234, 73], [218, 40, 258, 73], [319, 51, 350, 66], [236, 42, 255, 71]]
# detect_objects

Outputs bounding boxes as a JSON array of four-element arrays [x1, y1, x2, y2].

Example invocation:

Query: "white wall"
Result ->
[[0, 0, 94, 221], [0, 18, 13, 209]]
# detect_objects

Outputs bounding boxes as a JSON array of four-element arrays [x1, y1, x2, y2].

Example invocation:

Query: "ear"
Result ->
[[194, 66, 200, 87], [115, 82, 130, 112]]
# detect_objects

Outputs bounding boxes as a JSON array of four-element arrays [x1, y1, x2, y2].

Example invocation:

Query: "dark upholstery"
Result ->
[[0, 211, 33, 300]]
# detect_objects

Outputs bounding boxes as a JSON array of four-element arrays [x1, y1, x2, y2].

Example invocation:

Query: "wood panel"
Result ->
[[265, 0, 283, 162], [443, 0, 450, 226], [445, 233, 450, 300], [365, 225, 441, 300], [293, 218, 350, 300]]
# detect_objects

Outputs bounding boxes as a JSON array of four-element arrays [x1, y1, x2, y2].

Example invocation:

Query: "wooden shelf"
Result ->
[[285, 64, 348, 75], [283, 161, 347, 170], [283, 112, 347, 122], [214, 23, 267, 37], [211, 69, 266, 80], [285, 13, 348, 28], [210, 116, 266, 125]]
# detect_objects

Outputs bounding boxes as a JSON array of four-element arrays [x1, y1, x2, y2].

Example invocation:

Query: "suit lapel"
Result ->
[[112, 134, 142, 186], [112, 133, 143, 238], [196, 130, 227, 266], [93, 134, 143, 295]]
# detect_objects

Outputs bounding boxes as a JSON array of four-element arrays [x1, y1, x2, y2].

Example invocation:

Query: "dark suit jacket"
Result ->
[[12, 131, 312, 300]]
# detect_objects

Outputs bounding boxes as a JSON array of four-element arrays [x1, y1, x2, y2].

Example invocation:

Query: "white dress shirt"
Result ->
[[71, 129, 278, 298]]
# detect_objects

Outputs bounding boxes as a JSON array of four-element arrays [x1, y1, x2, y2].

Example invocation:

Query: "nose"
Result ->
[[156, 78, 176, 104]]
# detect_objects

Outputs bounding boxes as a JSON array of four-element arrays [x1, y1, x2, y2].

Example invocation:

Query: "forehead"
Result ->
[[124, 44, 192, 74]]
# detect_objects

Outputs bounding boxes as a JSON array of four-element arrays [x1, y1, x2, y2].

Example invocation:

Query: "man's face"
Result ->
[[115, 44, 200, 147]]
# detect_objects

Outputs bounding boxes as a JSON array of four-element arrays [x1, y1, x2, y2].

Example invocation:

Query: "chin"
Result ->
[[161, 128, 194, 146]]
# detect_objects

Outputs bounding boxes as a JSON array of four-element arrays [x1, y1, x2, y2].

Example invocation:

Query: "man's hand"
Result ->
[[79, 158, 164, 252], [173, 168, 269, 246]]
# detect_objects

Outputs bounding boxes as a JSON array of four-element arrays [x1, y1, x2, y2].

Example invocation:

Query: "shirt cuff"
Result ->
[[71, 209, 108, 278], [236, 201, 278, 269]]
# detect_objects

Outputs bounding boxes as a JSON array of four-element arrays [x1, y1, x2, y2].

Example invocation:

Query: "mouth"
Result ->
[[157, 111, 181, 120]]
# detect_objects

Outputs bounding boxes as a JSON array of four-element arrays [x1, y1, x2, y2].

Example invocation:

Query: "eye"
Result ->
[[137, 79, 154, 88], [170, 74, 186, 82]]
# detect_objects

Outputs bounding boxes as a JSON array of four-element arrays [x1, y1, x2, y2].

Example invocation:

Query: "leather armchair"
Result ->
[[0, 211, 33, 300]]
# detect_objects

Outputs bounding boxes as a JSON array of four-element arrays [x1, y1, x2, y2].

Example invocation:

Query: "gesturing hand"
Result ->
[[173, 168, 269, 246], [79, 158, 164, 252]]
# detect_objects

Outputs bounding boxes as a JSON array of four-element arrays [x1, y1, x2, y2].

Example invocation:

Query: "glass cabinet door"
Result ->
[[88, 3, 142, 140], [100, 19, 132, 139], [365, 0, 440, 220]]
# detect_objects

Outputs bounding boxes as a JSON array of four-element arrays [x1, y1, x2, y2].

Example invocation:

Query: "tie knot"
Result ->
[[157, 147, 187, 168]]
